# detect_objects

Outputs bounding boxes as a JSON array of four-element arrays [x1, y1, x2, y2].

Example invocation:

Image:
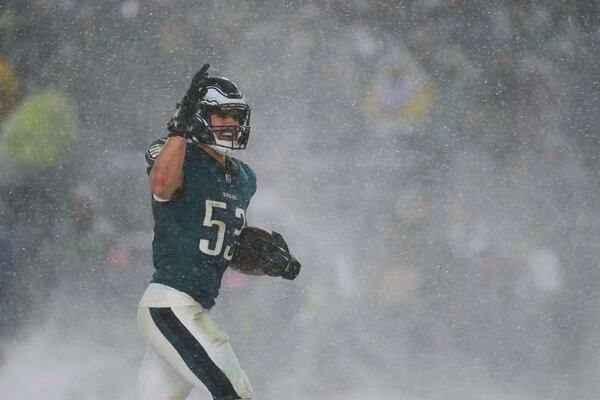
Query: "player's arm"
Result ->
[[231, 264, 265, 276], [148, 136, 186, 200], [149, 64, 210, 200]]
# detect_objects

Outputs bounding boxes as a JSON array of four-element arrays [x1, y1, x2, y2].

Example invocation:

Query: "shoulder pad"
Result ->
[[236, 159, 256, 194], [145, 137, 167, 169]]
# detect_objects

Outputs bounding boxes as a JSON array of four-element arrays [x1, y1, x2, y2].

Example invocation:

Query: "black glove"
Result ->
[[231, 227, 301, 280], [263, 248, 302, 280], [262, 230, 301, 279], [167, 63, 210, 138]]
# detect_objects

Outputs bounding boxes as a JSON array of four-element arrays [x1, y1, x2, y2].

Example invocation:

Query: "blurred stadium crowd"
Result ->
[[1, 1, 600, 399]]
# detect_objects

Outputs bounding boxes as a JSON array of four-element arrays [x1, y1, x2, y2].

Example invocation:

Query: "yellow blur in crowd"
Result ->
[[1, 87, 79, 169], [362, 63, 436, 126], [0, 55, 21, 120]]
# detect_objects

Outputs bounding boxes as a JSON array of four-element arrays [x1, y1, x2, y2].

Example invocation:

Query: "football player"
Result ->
[[136, 64, 300, 400]]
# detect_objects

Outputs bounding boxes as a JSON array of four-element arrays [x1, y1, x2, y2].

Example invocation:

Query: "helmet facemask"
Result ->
[[202, 104, 250, 150], [190, 77, 251, 154]]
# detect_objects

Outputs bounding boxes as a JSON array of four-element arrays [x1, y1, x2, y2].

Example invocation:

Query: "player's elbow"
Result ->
[[230, 265, 265, 276], [149, 172, 179, 200], [150, 186, 173, 201]]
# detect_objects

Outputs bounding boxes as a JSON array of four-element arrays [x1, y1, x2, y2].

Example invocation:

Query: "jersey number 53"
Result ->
[[199, 199, 246, 261]]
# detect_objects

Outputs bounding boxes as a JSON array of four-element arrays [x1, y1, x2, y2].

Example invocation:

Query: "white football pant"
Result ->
[[137, 284, 253, 400]]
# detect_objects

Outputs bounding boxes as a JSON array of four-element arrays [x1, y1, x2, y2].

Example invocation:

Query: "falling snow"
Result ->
[[1, 1, 600, 400]]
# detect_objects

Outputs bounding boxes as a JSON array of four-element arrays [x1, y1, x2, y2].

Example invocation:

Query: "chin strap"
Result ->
[[208, 144, 233, 156]]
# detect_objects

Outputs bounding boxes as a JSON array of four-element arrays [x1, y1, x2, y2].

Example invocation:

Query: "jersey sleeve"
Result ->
[[145, 137, 167, 174], [243, 163, 257, 198]]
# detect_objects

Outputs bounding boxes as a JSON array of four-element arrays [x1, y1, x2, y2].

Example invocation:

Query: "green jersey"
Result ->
[[145, 138, 256, 309]]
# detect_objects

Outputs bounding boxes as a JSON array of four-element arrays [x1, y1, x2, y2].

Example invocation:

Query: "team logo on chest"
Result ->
[[222, 192, 238, 201]]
